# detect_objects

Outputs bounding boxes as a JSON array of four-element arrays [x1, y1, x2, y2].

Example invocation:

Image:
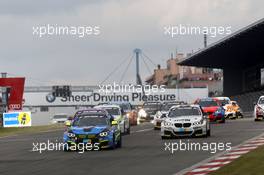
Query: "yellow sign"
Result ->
[[18, 112, 31, 125]]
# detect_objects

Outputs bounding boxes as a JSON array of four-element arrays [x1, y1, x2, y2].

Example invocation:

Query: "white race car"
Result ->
[[51, 113, 68, 124], [254, 96, 264, 121], [153, 101, 185, 130], [94, 104, 130, 134], [161, 104, 210, 139]]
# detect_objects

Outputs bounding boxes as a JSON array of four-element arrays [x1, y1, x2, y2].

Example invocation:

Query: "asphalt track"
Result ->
[[1, 118, 264, 175]]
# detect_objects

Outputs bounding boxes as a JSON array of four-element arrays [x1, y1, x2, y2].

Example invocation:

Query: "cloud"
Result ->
[[0, 0, 263, 86]]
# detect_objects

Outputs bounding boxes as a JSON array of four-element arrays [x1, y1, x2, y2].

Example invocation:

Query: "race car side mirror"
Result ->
[[111, 121, 118, 125]]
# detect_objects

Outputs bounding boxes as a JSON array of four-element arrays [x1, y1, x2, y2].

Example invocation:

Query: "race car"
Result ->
[[51, 113, 68, 124], [94, 104, 130, 134], [161, 104, 210, 138], [153, 101, 185, 130], [225, 101, 243, 119], [212, 106, 225, 123], [194, 98, 225, 123], [214, 97, 231, 107], [63, 108, 122, 151], [254, 96, 264, 121], [138, 101, 161, 123], [111, 102, 138, 126]]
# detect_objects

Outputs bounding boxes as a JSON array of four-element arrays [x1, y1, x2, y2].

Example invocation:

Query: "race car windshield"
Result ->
[[258, 98, 264, 104], [118, 104, 131, 111], [218, 99, 230, 105], [105, 108, 120, 115], [143, 103, 160, 110], [198, 100, 218, 107], [168, 108, 201, 117], [161, 103, 178, 111], [72, 115, 108, 127]]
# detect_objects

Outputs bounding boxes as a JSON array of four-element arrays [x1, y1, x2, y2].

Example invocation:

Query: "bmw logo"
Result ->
[[46, 93, 56, 103]]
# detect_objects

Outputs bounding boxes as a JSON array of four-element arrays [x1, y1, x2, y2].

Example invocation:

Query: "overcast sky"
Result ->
[[0, 0, 263, 86]]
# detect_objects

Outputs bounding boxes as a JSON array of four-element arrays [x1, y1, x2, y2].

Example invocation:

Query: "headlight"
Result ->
[[193, 119, 204, 126], [256, 106, 263, 114], [163, 121, 172, 126], [67, 132, 75, 138], [99, 132, 108, 137], [138, 109, 147, 117]]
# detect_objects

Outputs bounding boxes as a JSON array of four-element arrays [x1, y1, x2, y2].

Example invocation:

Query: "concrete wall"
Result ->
[[223, 68, 243, 96]]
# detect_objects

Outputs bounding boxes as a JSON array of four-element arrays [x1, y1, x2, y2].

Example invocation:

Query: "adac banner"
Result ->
[[3, 112, 32, 128]]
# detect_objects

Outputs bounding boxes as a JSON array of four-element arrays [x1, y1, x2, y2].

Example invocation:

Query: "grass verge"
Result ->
[[0, 124, 64, 137], [210, 146, 264, 175]]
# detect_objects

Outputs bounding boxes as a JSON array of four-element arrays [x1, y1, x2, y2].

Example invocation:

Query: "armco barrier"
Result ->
[[231, 90, 264, 112]]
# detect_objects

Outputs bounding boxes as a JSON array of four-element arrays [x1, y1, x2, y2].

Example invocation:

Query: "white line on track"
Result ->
[[225, 150, 249, 155], [203, 161, 231, 166], [232, 146, 257, 151], [215, 155, 241, 160]]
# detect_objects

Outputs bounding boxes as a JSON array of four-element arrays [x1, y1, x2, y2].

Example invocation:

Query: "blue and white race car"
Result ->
[[63, 109, 122, 151]]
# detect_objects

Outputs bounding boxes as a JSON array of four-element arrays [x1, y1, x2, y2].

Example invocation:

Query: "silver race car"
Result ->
[[161, 104, 210, 139], [153, 101, 185, 130]]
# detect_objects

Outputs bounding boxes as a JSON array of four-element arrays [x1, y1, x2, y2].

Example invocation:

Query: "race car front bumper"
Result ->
[[161, 124, 207, 137], [63, 134, 114, 149], [210, 114, 225, 122]]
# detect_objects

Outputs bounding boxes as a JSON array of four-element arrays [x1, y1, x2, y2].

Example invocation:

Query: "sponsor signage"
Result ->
[[0, 77, 25, 111], [3, 112, 32, 127], [23, 88, 208, 106]]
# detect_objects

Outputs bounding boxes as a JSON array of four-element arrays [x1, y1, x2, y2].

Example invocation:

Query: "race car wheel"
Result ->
[[63, 144, 71, 152], [161, 136, 170, 140], [116, 134, 122, 148], [220, 118, 225, 123], [111, 134, 117, 149], [206, 129, 211, 137], [126, 125, 130, 135]]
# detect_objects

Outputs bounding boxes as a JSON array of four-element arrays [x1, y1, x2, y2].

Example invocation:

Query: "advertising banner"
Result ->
[[23, 88, 208, 106], [3, 112, 32, 127]]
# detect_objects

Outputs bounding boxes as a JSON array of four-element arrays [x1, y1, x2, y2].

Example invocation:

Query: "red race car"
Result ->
[[194, 98, 225, 123]]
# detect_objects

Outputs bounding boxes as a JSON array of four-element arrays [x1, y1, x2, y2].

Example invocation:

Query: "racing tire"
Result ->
[[154, 127, 159, 130], [111, 134, 117, 149], [116, 134, 122, 148], [206, 129, 211, 137], [63, 144, 71, 152], [161, 136, 170, 140], [126, 125, 130, 135], [220, 118, 225, 123]]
